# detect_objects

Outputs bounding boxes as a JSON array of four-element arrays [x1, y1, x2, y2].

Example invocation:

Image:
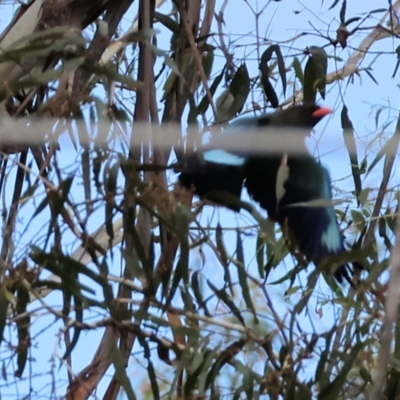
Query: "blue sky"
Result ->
[[0, 0, 399, 398]]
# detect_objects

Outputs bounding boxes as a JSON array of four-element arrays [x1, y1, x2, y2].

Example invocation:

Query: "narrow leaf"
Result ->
[[329, 0, 341, 10], [207, 280, 245, 326], [226, 63, 250, 120], [367, 130, 400, 175], [256, 235, 265, 279], [341, 105, 362, 204], [154, 11, 180, 33], [191, 271, 210, 315], [339, 0, 347, 23], [259, 45, 286, 106], [292, 57, 304, 85], [318, 342, 364, 400], [216, 223, 233, 296], [235, 231, 258, 323], [111, 346, 138, 400], [0, 285, 8, 345]]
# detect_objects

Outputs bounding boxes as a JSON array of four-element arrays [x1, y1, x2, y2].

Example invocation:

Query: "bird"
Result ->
[[174, 104, 353, 284]]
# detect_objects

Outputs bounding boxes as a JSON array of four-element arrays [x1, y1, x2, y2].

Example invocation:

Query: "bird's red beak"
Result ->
[[312, 107, 333, 118]]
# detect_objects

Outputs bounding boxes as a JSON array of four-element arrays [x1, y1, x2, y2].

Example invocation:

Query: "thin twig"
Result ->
[[177, 3, 218, 120]]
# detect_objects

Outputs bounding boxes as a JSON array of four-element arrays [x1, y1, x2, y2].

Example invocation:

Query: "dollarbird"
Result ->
[[175, 104, 352, 284]]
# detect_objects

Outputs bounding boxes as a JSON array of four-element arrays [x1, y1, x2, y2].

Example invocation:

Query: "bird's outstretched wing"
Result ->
[[174, 149, 247, 209], [174, 116, 267, 207]]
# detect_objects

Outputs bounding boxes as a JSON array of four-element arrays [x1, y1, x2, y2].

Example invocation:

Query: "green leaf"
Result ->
[[345, 16, 362, 26], [154, 11, 180, 33], [318, 342, 364, 400], [227, 63, 250, 118], [259, 71, 278, 108], [285, 286, 301, 295], [367, 131, 400, 176], [188, 63, 226, 124], [393, 45, 400, 78], [111, 345, 138, 400], [292, 57, 304, 86], [385, 205, 397, 234], [293, 270, 318, 315], [136, 334, 160, 399], [295, 383, 312, 400], [147, 42, 181, 76], [243, 369, 255, 398], [379, 216, 392, 250], [329, 0, 341, 10], [315, 327, 336, 384], [122, 221, 150, 282], [205, 339, 246, 390], [105, 162, 119, 243], [358, 188, 371, 206], [215, 88, 235, 123], [81, 147, 92, 215], [166, 204, 192, 306], [197, 349, 219, 395], [259, 45, 286, 107], [76, 58, 143, 91], [234, 231, 258, 323], [191, 271, 209, 315], [365, 8, 387, 14], [304, 58, 317, 104], [359, 367, 372, 383], [339, 0, 347, 23], [8, 26, 84, 51], [216, 63, 250, 123], [30, 196, 49, 219], [304, 46, 328, 103], [341, 105, 362, 204], [363, 68, 378, 85], [202, 50, 214, 79], [216, 223, 233, 296], [275, 47, 287, 96], [122, 249, 145, 280], [256, 235, 265, 279], [43, 176, 74, 248], [14, 286, 30, 378], [62, 293, 83, 361], [30, 248, 103, 297], [207, 280, 245, 326]]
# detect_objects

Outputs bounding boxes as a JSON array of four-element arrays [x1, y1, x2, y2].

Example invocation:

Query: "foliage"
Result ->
[[0, 0, 399, 399]]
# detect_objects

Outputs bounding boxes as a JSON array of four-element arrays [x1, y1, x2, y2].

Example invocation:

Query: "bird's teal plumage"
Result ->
[[203, 149, 246, 166], [319, 166, 343, 253]]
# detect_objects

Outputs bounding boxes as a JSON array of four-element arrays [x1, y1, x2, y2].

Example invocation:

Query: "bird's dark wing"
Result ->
[[277, 156, 351, 282], [174, 116, 268, 207], [244, 155, 282, 220], [175, 149, 247, 210]]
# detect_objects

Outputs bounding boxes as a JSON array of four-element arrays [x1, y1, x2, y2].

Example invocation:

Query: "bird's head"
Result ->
[[258, 104, 332, 130], [292, 104, 333, 128]]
